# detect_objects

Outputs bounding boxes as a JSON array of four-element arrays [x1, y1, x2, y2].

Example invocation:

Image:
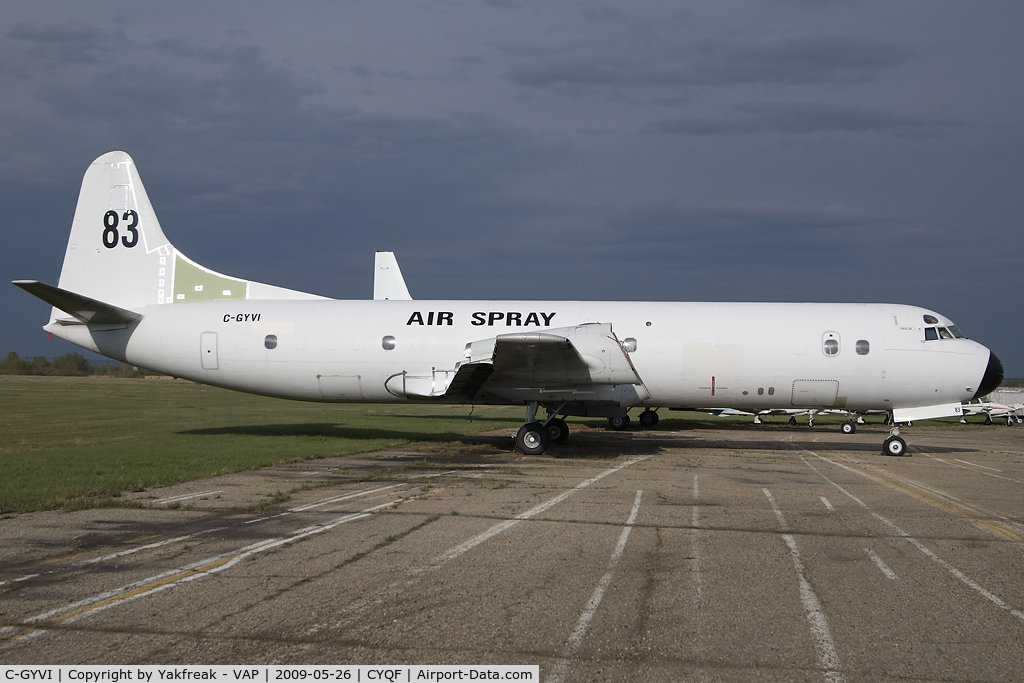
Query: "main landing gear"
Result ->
[[515, 402, 570, 455], [608, 408, 659, 430], [638, 409, 659, 427]]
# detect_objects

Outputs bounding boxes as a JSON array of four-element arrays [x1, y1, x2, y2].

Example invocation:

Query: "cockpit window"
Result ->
[[925, 327, 938, 341], [949, 325, 966, 339], [937, 327, 954, 339], [923, 314, 939, 324]]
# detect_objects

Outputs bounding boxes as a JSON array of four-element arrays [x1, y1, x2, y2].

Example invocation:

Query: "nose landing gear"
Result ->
[[882, 421, 908, 456]]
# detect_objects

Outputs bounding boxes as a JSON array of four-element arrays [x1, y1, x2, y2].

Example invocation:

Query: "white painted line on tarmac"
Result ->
[[954, 459, 1002, 472], [0, 574, 39, 587], [798, 450, 1024, 624], [152, 490, 223, 505], [690, 475, 709, 683], [289, 485, 401, 512], [1, 527, 229, 586], [864, 549, 897, 580], [821, 497, 834, 511], [407, 470, 458, 479], [326, 456, 652, 634], [546, 490, 643, 683], [432, 457, 650, 570], [82, 528, 226, 565], [763, 488, 845, 683]]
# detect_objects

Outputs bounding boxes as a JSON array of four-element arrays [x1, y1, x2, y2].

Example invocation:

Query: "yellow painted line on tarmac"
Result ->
[[912, 448, 1024, 483], [811, 439, 1024, 548]]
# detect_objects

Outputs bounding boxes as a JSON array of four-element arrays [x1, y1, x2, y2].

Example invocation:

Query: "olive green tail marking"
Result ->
[[172, 254, 247, 303]]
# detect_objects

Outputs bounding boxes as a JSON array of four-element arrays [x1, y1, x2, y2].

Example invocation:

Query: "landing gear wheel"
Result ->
[[984, 415, 993, 425], [841, 421, 856, 434], [882, 435, 908, 457], [789, 416, 798, 426], [1007, 416, 1014, 427], [608, 415, 631, 431], [547, 418, 569, 444], [638, 410, 659, 428], [516, 422, 551, 455]]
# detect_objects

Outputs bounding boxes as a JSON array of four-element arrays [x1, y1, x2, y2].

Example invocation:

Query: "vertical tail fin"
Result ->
[[57, 151, 175, 314], [48, 152, 325, 324]]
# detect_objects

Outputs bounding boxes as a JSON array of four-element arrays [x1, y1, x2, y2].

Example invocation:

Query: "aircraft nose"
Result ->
[[972, 351, 1004, 400]]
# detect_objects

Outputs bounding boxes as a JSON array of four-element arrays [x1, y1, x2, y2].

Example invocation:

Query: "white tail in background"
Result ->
[[373, 251, 413, 300]]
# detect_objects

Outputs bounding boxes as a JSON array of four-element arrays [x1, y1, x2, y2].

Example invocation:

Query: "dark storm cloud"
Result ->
[[507, 37, 910, 90], [1, 4, 1021, 375], [9, 22, 113, 65], [646, 102, 962, 138], [0, 22, 574, 303], [592, 202, 874, 265]]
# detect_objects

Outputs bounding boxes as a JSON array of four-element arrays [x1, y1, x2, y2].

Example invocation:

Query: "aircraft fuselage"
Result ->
[[50, 299, 990, 413]]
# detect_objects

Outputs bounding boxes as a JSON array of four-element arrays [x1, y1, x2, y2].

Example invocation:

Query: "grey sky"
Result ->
[[2, 1, 1021, 375]]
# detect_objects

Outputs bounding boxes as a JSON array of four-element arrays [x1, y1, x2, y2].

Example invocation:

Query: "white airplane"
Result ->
[[14, 152, 1004, 457], [961, 396, 1023, 426]]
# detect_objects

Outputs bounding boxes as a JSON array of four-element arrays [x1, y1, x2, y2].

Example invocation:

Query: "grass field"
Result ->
[[0, 376, 527, 513], [1, 376, 971, 514]]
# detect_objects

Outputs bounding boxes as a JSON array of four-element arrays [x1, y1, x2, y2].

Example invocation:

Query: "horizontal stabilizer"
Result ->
[[13, 280, 142, 325]]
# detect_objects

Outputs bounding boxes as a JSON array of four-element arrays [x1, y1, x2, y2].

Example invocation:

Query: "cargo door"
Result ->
[[791, 379, 839, 407]]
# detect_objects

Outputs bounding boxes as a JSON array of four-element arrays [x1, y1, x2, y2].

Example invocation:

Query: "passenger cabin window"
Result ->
[[938, 327, 954, 339], [923, 314, 939, 324], [822, 331, 841, 356], [264, 335, 278, 349], [855, 339, 870, 355], [925, 327, 938, 341]]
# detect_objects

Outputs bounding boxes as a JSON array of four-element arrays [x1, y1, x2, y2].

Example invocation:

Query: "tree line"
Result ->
[[1, 352, 149, 377]]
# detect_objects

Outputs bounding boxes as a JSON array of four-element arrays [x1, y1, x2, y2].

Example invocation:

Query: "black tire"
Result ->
[[882, 435, 907, 457], [638, 410, 659, 428], [547, 418, 569, 444], [516, 422, 550, 455], [984, 415, 993, 425], [608, 415, 630, 431], [841, 421, 856, 434], [789, 416, 797, 426]]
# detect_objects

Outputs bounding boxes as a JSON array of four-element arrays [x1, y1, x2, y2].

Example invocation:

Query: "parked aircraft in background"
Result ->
[[961, 396, 1023, 426], [14, 152, 1004, 456]]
